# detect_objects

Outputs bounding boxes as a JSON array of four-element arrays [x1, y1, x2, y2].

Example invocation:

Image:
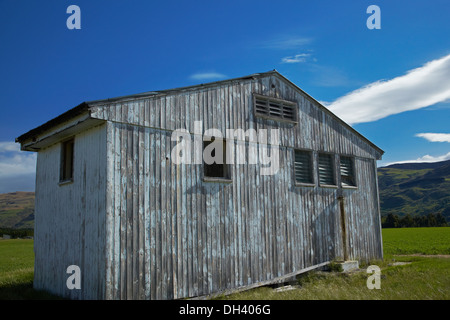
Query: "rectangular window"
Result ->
[[318, 153, 335, 186], [340, 156, 356, 187], [253, 93, 297, 123], [203, 138, 230, 181], [294, 150, 314, 185], [60, 138, 74, 182]]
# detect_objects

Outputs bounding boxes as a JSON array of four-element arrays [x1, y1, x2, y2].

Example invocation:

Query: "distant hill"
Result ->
[[381, 161, 448, 170], [378, 160, 450, 221], [0, 191, 35, 229]]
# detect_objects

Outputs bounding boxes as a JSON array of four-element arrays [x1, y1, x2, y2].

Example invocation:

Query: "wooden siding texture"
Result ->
[[89, 74, 383, 300], [34, 124, 107, 299]]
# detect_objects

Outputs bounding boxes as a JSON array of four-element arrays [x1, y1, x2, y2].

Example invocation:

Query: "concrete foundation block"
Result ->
[[337, 260, 359, 272]]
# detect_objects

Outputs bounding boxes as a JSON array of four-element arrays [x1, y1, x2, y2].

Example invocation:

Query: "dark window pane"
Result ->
[[61, 139, 74, 181], [203, 139, 228, 178]]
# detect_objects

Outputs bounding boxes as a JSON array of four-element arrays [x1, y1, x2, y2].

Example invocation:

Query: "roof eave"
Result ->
[[15, 102, 90, 144]]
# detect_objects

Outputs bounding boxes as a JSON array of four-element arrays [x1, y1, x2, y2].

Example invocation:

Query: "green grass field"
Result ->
[[0, 239, 59, 299], [382, 227, 450, 255], [0, 227, 449, 300], [0, 239, 34, 285]]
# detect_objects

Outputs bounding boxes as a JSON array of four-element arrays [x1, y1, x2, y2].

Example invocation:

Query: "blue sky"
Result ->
[[1, 0, 449, 193]]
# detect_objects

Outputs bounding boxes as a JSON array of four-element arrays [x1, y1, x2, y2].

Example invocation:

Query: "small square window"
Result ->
[[294, 150, 314, 185], [340, 156, 356, 187], [318, 153, 335, 186], [60, 138, 74, 182], [203, 137, 230, 180]]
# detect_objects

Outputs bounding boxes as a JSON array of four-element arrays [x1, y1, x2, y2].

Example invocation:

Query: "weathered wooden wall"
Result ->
[[88, 74, 383, 300], [34, 123, 107, 299]]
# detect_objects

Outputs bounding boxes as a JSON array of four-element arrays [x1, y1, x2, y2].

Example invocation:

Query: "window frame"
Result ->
[[202, 137, 232, 183], [293, 149, 315, 187], [253, 93, 298, 124], [59, 137, 75, 184]]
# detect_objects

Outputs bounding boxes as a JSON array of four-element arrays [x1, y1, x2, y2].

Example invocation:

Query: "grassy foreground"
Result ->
[[0, 239, 58, 299], [220, 227, 450, 300], [0, 228, 449, 300], [218, 256, 449, 300]]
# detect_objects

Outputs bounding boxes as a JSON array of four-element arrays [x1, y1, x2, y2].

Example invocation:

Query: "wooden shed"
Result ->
[[16, 70, 384, 300]]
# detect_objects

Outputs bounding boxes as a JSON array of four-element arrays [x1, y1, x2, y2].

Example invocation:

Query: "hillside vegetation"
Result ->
[[378, 160, 450, 222], [0, 192, 35, 229]]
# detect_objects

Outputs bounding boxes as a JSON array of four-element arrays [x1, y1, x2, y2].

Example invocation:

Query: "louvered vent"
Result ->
[[340, 156, 356, 187], [254, 94, 297, 122], [294, 150, 313, 184], [318, 153, 335, 185]]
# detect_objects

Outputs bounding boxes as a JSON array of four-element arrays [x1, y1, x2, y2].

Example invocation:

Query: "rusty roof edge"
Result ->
[[271, 72, 385, 157]]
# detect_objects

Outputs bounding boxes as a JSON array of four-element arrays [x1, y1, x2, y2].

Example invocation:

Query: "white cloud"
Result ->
[[189, 72, 227, 81], [0, 153, 36, 177], [281, 53, 311, 64], [0, 141, 36, 193], [326, 54, 450, 125], [385, 151, 450, 166], [414, 152, 450, 162], [0, 141, 20, 152], [261, 36, 312, 49], [415, 133, 450, 143]]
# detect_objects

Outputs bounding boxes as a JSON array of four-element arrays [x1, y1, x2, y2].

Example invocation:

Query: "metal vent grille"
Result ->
[[318, 153, 335, 185], [254, 94, 297, 122], [294, 150, 313, 184], [340, 156, 356, 187]]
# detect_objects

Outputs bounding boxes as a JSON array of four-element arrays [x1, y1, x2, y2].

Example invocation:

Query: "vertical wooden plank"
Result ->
[[143, 126, 151, 299], [138, 125, 145, 299], [125, 124, 133, 299], [149, 129, 157, 300], [131, 120, 139, 299], [105, 122, 114, 300], [112, 123, 121, 299], [155, 128, 162, 300], [206, 184, 213, 294], [164, 131, 175, 299], [119, 117, 128, 299], [170, 106, 178, 298], [188, 92, 198, 297]]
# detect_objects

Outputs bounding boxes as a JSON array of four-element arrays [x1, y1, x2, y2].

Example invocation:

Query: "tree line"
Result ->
[[382, 212, 448, 228], [0, 228, 34, 238]]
